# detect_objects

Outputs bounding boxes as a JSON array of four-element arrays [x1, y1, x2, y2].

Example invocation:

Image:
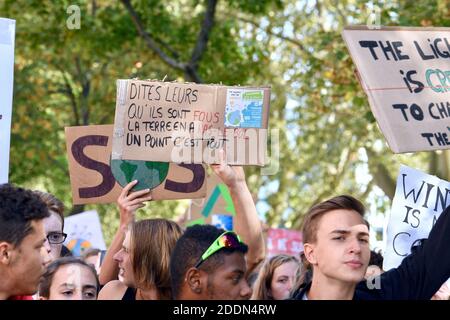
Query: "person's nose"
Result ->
[[240, 281, 252, 300], [113, 250, 122, 263], [74, 291, 84, 300], [348, 237, 362, 254], [286, 278, 294, 292], [43, 237, 51, 254], [40, 245, 51, 266]]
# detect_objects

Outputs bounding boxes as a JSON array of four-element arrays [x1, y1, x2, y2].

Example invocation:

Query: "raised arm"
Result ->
[[98, 180, 152, 285], [357, 204, 450, 299], [211, 150, 265, 276]]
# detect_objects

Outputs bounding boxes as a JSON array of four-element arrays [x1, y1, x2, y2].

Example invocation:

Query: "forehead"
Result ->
[[213, 251, 246, 274], [273, 261, 299, 277], [43, 212, 63, 232], [53, 264, 97, 286], [317, 209, 367, 233]]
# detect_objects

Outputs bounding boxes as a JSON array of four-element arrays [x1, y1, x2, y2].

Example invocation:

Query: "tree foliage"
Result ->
[[1, 0, 448, 244]]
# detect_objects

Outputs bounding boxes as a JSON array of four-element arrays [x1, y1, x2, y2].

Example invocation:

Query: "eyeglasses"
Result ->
[[46, 232, 67, 244], [194, 231, 244, 269]]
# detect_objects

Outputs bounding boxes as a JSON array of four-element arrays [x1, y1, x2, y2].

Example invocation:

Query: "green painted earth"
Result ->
[[110, 159, 169, 191]]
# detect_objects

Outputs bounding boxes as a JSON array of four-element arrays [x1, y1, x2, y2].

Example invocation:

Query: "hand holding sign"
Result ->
[[210, 149, 245, 189], [117, 180, 153, 228]]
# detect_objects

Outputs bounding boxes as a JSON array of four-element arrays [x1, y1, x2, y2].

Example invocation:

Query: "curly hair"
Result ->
[[0, 184, 50, 247], [169, 224, 248, 299]]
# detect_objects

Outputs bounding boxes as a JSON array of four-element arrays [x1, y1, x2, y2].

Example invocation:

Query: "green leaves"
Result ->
[[4, 0, 448, 243]]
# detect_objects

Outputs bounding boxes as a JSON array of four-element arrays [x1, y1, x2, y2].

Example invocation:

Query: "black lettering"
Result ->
[[392, 41, 410, 60], [392, 232, 410, 257], [414, 40, 435, 60], [434, 187, 450, 212], [379, 40, 398, 61], [71, 135, 116, 198], [410, 103, 424, 121], [402, 205, 414, 224], [422, 183, 435, 208], [421, 132, 434, 146], [393, 104, 410, 121], [410, 209, 421, 228], [155, 86, 161, 100], [164, 164, 205, 193], [130, 82, 137, 99], [434, 38, 450, 58], [359, 40, 379, 60]]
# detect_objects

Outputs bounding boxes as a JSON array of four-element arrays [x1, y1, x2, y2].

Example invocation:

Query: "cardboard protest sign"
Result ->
[[112, 80, 270, 165], [64, 210, 106, 256], [342, 26, 450, 153], [0, 18, 15, 183], [187, 173, 236, 230], [65, 125, 206, 205], [266, 228, 303, 258], [384, 165, 450, 270]]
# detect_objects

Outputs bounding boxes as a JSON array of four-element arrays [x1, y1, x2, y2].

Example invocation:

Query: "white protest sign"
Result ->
[[343, 26, 450, 153], [0, 18, 15, 183], [384, 165, 450, 270], [64, 210, 106, 256]]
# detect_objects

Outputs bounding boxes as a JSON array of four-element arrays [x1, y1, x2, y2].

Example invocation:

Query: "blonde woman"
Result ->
[[98, 218, 182, 300]]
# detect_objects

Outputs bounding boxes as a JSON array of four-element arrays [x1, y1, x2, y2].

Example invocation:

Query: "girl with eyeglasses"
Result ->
[[33, 191, 66, 266]]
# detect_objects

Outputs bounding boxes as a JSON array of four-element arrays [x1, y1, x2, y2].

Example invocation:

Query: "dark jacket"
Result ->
[[293, 205, 450, 300]]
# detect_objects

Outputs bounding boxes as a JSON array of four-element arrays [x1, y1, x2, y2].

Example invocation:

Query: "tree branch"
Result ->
[[55, 67, 81, 126], [74, 57, 91, 125], [232, 14, 309, 53], [366, 148, 396, 200], [189, 0, 218, 68], [120, 0, 186, 71]]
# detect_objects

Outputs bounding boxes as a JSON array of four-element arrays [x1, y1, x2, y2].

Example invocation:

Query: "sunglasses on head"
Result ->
[[194, 231, 244, 269]]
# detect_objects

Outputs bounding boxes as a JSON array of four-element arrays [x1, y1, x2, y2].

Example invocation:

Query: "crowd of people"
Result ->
[[1, 153, 450, 301]]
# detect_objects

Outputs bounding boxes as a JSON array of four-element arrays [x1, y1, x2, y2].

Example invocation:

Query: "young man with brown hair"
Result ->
[[0, 184, 51, 300], [294, 195, 450, 300]]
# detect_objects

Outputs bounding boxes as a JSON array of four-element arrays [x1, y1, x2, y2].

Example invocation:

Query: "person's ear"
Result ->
[[303, 243, 317, 265], [185, 267, 205, 295], [0, 242, 13, 265]]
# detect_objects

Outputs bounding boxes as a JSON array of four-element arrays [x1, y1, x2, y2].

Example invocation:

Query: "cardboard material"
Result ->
[[343, 26, 450, 153], [112, 80, 271, 165], [0, 18, 15, 183], [187, 173, 236, 229], [65, 125, 206, 205], [383, 165, 450, 270]]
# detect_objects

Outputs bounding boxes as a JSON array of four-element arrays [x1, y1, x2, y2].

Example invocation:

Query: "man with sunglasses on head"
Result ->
[[0, 184, 51, 300], [170, 151, 263, 300], [170, 225, 252, 300], [34, 191, 67, 265]]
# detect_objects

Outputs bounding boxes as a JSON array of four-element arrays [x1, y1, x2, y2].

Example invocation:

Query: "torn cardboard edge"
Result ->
[[112, 79, 271, 165]]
